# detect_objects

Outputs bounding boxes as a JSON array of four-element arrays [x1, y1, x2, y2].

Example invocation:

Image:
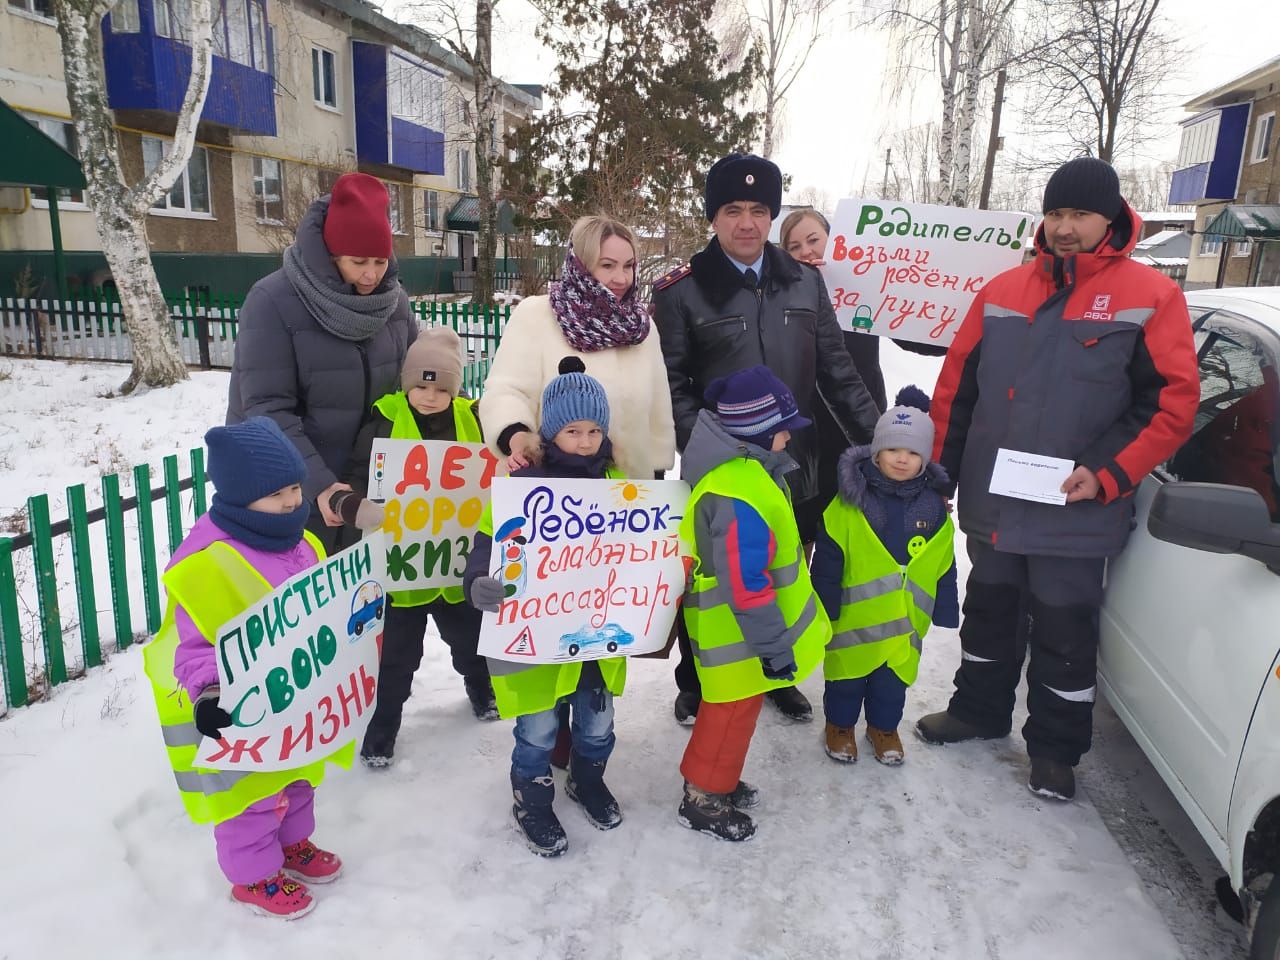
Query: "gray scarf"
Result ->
[[282, 196, 404, 342], [284, 243, 402, 342]]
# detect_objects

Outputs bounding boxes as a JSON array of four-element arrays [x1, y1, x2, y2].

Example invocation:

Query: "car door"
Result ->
[[1100, 307, 1280, 841]]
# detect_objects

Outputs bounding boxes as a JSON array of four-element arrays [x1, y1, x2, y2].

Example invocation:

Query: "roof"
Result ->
[[1203, 205, 1280, 240], [1132, 256, 1188, 268], [1184, 54, 1280, 111], [1135, 230, 1188, 249], [0, 97, 86, 190], [1136, 210, 1194, 223], [446, 196, 517, 233]]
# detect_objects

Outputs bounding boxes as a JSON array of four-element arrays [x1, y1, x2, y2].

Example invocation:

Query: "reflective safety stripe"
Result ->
[[1113, 308, 1154, 328], [908, 581, 935, 619], [161, 722, 204, 748], [839, 572, 902, 605], [486, 657, 535, 678], [692, 595, 820, 668], [828, 615, 915, 652], [962, 650, 996, 662], [172, 768, 251, 795], [684, 559, 803, 610], [1043, 683, 1097, 703]]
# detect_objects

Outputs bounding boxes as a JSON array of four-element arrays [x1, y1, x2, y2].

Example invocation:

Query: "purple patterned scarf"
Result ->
[[548, 250, 651, 352]]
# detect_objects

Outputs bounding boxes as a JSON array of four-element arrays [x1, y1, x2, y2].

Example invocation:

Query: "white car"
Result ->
[[1100, 286, 1280, 960]]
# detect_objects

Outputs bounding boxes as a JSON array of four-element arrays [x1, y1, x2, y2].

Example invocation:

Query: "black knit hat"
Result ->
[[1042, 157, 1124, 219], [705, 153, 783, 221]]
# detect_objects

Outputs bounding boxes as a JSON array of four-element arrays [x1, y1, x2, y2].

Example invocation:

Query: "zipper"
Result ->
[[356, 341, 371, 419]]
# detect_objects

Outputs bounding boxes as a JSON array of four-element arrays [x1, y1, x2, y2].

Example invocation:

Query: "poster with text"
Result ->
[[478, 476, 690, 664], [369, 438, 502, 593], [820, 198, 1033, 347], [196, 534, 388, 772]]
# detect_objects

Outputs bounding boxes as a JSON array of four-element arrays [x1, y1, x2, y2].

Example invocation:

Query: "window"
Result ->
[[387, 182, 404, 235], [7, 0, 54, 20], [425, 189, 440, 231], [316, 167, 339, 197], [21, 114, 84, 205], [1252, 112, 1276, 164], [110, 0, 139, 32], [457, 148, 471, 192], [141, 136, 211, 215], [388, 54, 444, 130], [312, 46, 337, 109], [252, 156, 284, 223], [1201, 235, 1252, 258], [247, 0, 267, 71], [154, 0, 190, 40], [1176, 113, 1220, 168], [1163, 319, 1280, 520]]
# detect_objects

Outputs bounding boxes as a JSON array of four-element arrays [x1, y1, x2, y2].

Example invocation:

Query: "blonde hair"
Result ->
[[569, 215, 638, 272], [779, 208, 830, 250]]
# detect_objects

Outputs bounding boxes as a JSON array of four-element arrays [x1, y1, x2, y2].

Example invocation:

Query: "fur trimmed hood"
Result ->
[[836, 444, 950, 512]]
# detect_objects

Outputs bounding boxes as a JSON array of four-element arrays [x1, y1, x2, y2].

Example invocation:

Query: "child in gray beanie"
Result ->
[[809, 386, 959, 766]]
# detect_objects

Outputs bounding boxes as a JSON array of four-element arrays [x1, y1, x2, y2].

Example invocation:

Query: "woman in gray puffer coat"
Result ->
[[226, 173, 417, 553]]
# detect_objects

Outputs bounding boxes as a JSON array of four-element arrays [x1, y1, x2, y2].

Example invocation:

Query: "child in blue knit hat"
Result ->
[[143, 416, 346, 920], [463, 357, 627, 858], [810, 386, 959, 766]]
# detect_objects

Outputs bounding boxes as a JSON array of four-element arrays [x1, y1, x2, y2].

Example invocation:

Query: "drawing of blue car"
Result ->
[[560, 623, 635, 657], [347, 581, 385, 638]]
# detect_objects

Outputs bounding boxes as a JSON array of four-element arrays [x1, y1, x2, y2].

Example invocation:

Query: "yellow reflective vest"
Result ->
[[143, 530, 353, 825], [372, 392, 482, 607], [478, 467, 628, 719], [678, 457, 831, 703], [821, 500, 955, 686]]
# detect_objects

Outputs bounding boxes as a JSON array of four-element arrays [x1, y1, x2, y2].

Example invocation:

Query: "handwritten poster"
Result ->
[[478, 477, 690, 664], [369, 439, 501, 593], [197, 535, 388, 772], [821, 198, 1032, 347]]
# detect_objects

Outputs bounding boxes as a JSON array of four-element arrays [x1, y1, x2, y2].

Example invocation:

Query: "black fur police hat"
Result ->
[[705, 153, 783, 222]]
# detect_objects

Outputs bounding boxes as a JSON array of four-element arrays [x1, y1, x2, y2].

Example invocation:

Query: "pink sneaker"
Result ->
[[231, 872, 314, 920], [282, 838, 343, 884]]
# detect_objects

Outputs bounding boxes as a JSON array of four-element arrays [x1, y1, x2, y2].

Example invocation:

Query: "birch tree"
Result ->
[[723, 0, 837, 158], [54, 0, 215, 392]]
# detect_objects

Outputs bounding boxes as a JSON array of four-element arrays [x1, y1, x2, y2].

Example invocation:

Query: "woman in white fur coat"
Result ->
[[480, 215, 676, 479]]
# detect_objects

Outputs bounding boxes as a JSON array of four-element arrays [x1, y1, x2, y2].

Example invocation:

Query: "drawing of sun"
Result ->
[[611, 481, 644, 505]]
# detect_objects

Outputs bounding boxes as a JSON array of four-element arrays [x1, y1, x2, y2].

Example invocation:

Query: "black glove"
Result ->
[[762, 658, 797, 682], [194, 697, 233, 740]]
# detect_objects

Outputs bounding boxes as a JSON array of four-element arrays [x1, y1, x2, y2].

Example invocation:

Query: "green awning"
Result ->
[[446, 196, 516, 233], [1203, 204, 1280, 240], [0, 96, 86, 190]]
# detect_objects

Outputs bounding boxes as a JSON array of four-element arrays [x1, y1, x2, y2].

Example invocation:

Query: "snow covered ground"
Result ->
[[0, 348, 1205, 958]]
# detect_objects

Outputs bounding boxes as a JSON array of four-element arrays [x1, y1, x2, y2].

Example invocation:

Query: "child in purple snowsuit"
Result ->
[[167, 418, 343, 919]]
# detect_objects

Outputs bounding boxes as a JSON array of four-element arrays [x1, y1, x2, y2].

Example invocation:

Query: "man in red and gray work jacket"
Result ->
[[915, 157, 1199, 802]]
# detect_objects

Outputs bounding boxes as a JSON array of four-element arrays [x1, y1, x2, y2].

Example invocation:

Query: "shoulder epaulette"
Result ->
[[653, 262, 692, 292]]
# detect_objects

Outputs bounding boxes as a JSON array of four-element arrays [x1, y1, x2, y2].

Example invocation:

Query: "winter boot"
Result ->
[[282, 838, 343, 884], [677, 780, 756, 842], [464, 676, 500, 721], [1028, 757, 1076, 801], [511, 771, 568, 857], [360, 724, 397, 769], [728, 780, 760, 810], [231, 872, 314, 920], [915, 710, 1010, 745], [824, 723, 858, 762], [565, 753, 623, 830], [866, 725, 906, 765], [766, 686, 813, 722], [674, 691, 701, 726]]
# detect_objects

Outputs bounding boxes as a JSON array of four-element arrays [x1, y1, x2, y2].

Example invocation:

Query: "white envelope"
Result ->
[[988, 448, 1073, 505]]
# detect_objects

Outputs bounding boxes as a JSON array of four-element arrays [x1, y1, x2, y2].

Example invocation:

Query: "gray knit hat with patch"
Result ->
[[401, 325, 463, 396], [871, 385, 934, 465]]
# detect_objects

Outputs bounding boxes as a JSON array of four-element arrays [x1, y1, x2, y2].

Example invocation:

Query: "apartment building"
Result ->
[[0, 0, 540, 290]]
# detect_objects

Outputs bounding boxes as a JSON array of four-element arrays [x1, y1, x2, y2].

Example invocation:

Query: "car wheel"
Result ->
[[354, 621, 364, 636], [375, 603, 384, 619], [568, 643, 580, 656], [606, 641, 618, 653], [1252, 878, 1280, 960]]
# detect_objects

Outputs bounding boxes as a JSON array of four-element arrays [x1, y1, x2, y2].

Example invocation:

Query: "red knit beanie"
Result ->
[[322, 173, 393, 258]]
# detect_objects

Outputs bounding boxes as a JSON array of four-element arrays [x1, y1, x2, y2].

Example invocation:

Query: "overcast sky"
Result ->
[[390, 0, 1279, 205]]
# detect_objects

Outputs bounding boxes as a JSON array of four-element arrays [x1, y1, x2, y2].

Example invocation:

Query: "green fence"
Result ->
[[0, 300, 511, 714]]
